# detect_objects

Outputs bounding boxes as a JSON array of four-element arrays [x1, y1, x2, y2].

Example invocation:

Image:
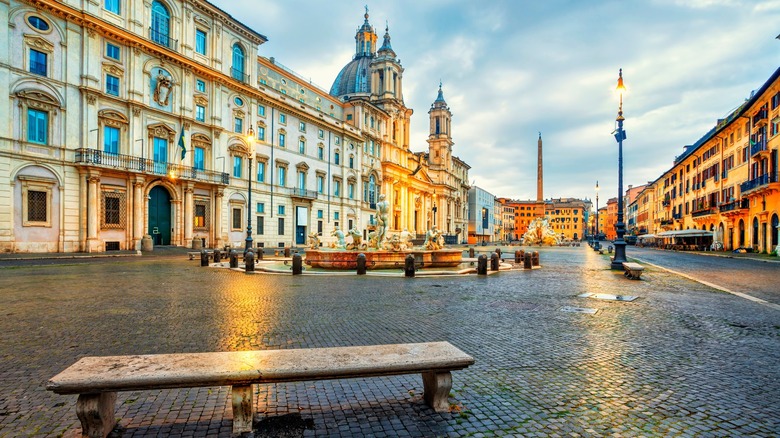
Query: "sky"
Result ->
[[217, 0, 780, 203]]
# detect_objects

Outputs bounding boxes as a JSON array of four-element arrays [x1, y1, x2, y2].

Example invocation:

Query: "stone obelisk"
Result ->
[[537, 132, 543, 202]]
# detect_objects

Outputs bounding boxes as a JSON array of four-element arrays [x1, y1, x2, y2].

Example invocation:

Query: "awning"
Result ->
[[637, 234, 655, 240], [656, 229, 713, 238]]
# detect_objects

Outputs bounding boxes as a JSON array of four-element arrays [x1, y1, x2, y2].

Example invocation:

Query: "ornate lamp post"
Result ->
[[432, 190, 438, 227], [245, 126, 256, 254], [610, 69, 628, 269], [594, 180, 601, 250]]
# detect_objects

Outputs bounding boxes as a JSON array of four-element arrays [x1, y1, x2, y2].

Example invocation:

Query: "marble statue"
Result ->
[[330, 228, 347, 249], [400, 228, 415, 249], [522, 216, 561, 246], [383, 233, 404, 251], [367, 230, 380, 249], [346, 227, 366, 250], [308, 232, 320, 250], [375, 194, 389, 246], [424, 227, 443, 251]]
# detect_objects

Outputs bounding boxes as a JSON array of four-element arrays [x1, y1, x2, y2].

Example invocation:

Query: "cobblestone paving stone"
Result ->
[[0, 247, 779, 437]]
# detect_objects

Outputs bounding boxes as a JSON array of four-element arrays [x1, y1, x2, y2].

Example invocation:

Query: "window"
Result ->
[[232, 207, 242, 230], [318, 145, 324, 160], [103, 194, 121, 227], [234, 117, 243, 134], [196, 79, 206, 92], [317, 175, 324, 193], [335, 137, 340, 145], [195, 105, 205, 122], [257, 216, 264, 235], [278, 205, 285, 215], [258, 127, 265, 141], [234, 97, 243, 107], [258, 105, 266, 117], [278, 217, 285, 235], [278, 166, 286, 186], [233, 156, 243, 178], [28, 15, 50, 31], [298, 171, 305, 189], [299, 121, 306, 132], [231, 44, 245, 81], [106, 42, 120, 60], [29, 49, 47, 76], [152, 137, 168, 173], [317, 209, 323, 219], [103, 126, 119, 154], [279, 133, 286, 147], [348, 183, 355, 199], [279, 113, 286, 124], [318, 129, 324, 139], [334, 180, 341, 197], [257, 202, 265, 213], [193, 147, 204, 170], [349, 155, 354, 169], [151, 1, 171, 47], [194, 203, 207, 228], [334, 211, 340, 220], [104, 0, 120, 14], [28, 190, 48, 223], [299, 139, 306, 154], [195, 29, 207, 55], [27, 109, 48, 144], [106, 74, 120, 96], [334, 151, 340, 165], [256, 161, 265, 182]]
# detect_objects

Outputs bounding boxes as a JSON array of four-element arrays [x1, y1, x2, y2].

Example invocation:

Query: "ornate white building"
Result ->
[[0, 1, 470, 253]]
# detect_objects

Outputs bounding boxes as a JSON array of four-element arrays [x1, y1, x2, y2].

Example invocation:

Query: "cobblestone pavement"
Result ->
[[1, 247, 779, 437]]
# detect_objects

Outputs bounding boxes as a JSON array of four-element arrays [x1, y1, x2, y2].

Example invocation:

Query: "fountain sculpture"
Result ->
[[521, 216, 562, 246]]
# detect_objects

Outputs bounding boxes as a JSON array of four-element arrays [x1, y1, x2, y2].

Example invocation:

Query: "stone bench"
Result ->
[[622, 262, 644, 280], [46, 341, 474, 437]]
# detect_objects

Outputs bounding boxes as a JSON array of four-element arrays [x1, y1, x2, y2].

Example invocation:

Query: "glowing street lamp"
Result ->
[[610, 69, 628, 269], [244, 126, 256, 254], [594, 180, 601, 251]]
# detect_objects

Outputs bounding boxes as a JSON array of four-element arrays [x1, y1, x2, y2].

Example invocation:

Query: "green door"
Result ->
[[148, 186, 172, 245]]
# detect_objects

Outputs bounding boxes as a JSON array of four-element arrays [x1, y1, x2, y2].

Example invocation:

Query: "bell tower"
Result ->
[[427, 82, 453, 169], [355, 6, 377, 58], [371, 23, 403, 102]]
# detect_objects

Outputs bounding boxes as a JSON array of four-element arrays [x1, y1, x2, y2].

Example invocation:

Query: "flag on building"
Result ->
[[178, 128, 186, 160]]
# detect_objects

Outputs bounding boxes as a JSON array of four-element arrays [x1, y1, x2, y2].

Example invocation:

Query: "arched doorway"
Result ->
[[148, 186, 172, 245], [752, 217, 759, 251], [772, 214, 779, 251], [738, 219, 745, 248]]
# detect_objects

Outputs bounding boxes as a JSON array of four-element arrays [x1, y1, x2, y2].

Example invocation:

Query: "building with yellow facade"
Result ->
[[544, 198, 586, 241]]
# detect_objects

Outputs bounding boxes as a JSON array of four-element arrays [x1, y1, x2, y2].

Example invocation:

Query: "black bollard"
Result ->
[[213, 249, 221, 263], [404, 254, 415, 277], [200, 249, 209, 267], [532, 251, 540, 267], [514, 250, 522, 264], [524, 252, 532, 269], [284, 247, 291, 258], [256, 248, 263, 260], [292, 253, 302, 275], [490, 252, 500, 271], [608, 245, 613, 254], [244, 250, 255, 272], [477, 255, 488, 275], [229, 250, 238, 268], [468, 247, 475, 258], [495, 248, 502, 258], [356, 253, 367, 275]]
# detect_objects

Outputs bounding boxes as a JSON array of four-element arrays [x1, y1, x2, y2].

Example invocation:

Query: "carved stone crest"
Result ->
[[153, 70, 174, 106]]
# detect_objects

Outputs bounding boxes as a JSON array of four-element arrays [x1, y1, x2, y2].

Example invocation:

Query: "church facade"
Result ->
[[0, 1, 470, 253]]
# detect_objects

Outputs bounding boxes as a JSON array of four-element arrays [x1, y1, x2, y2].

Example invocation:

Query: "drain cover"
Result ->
[[560, 306, 598, 314], [579, 293, 637, 302]]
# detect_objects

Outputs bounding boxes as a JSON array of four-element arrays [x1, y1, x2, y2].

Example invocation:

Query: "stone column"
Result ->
[[184, 184, 194, 248], [214, 189, 223, 249], [86, 174, 101, 252], [171, 199, 182, 246], [133, 178, 145, 249]]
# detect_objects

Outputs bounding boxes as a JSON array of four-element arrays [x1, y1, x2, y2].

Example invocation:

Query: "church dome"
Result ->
[[330, 55, 373, 98]]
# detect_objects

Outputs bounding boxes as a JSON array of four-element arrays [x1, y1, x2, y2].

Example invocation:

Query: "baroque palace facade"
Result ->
[[630, 66, 780, 252], [0, 0, 470, 253]]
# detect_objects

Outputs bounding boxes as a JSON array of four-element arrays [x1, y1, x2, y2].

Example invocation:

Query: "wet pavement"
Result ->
[[1, 246, 779, 437]]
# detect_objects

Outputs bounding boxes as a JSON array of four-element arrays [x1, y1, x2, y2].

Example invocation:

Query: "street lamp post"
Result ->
[[594, 180, 601, 250], [610, 69, 628, 269], [432, 191, 438, 227], [245, 127, 256, 254]]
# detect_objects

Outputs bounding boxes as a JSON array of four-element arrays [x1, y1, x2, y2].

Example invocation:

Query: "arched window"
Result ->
[[231, 44, 245, 82], [151, 1, 171, 47], [368, 174, 376, 207]]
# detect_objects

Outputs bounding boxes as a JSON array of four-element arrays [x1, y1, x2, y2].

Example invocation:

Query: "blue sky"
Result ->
[[218, 0, 780, 202]]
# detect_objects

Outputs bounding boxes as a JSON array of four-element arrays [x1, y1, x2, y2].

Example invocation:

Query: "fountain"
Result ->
[[521, 216, 561, 246], [305, 195, 462, 270]]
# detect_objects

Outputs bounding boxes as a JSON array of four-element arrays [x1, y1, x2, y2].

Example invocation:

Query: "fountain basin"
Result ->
[[305, 248, 463, 270]]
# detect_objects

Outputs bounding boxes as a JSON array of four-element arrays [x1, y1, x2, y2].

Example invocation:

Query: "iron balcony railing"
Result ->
[[739, 172, 779, 194], [284, 187, 318, 199], [691, 207, 715, 218], [660, 219, 674, 226], [750, 139, 767, 156], [75, 148, 229, 185], [672, 213, 682, 220], [149, 27, 178, 51], [719, 198, 749, 213], [230, 68, 250, 84], [752, 109, 768, 126]]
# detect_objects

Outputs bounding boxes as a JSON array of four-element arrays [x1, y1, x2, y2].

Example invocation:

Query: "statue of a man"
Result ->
[[375, 194, 389, 246]]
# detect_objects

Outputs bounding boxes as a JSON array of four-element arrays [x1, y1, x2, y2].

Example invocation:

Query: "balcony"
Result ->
[[691, 207, 715, 218], [750, 139, 768, 157], [660, 219, 674, 226], [739, 172, 779, 197], [149, 28, 178, 51], [75, 149, 229, 185], [752, 109, 768, 127], [285, 187, 318, 200], [719, 198, 749, 216], [230, 68, 250, 84], [662, 199, 671, 207]]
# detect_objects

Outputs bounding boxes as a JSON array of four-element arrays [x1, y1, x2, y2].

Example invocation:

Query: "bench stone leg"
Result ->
[[422, 371, 452, 413], [75, 392, 116, 438], [231, 385, 254, 434]]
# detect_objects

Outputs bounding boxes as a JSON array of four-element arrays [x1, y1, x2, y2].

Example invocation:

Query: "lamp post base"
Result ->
[[610, 240, 627, 270]]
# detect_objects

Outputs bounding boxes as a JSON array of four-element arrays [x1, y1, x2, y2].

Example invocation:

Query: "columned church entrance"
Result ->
[[148, 186, 172, 245]]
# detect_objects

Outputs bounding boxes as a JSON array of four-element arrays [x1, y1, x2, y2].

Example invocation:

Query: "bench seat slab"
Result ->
[[231, 385, 254, 434], [76, 392, 116, 438], [422, 371, 452, 413]]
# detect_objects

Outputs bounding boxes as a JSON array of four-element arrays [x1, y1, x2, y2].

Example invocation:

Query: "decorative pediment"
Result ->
[[193, 15, 211, 29], [147, 123, 176, 141], [256, 153, 269, 162], [24, 34, 54, 52], [102, 61, 124, 76], [194, 94, 208, 106], [295, 161, 309, 171], [98, 109, 129, 128], [275, 159, 289, 167], [191, 133, 211, 148], [232, 108, 245, 118], [228, 143, 249, 156], [17, 90, 59, 110]]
